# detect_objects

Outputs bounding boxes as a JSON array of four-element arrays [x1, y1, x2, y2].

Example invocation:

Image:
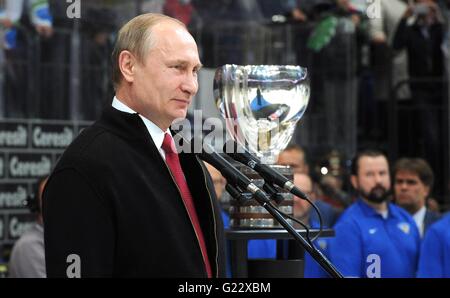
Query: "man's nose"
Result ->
[[374, 174, 384, 184], [181, 73, 198, 96], [398, 181, 408, 190]]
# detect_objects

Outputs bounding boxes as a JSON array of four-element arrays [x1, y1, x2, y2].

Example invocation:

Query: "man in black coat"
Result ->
[[393, 0, 444, 99], [392, 1, 445, 195], [43, 13, 226, 278]]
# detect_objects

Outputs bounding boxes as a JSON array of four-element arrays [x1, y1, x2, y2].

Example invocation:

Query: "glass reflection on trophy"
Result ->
[[214, 65, 310, 228], [214, 65, 310, 165]]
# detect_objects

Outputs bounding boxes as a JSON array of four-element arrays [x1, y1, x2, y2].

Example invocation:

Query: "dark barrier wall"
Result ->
[[0, 119, 90, 254]]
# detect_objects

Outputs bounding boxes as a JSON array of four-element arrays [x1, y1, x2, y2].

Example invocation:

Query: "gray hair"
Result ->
[[111, 13, 186, 89]]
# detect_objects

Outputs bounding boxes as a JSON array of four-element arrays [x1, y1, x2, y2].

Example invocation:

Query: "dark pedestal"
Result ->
[[225, 229, 334, 278]]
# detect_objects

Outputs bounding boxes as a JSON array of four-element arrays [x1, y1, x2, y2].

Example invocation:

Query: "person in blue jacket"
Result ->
[[417, 213, 450, 277], [327, 149, 421, 278], [205, 162, 277, 277], [292, 173, 341, 277]]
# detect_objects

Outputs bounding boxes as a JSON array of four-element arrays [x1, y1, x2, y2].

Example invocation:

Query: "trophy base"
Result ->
[[228, 164, 294, 229], [229, 218, 295, 229]]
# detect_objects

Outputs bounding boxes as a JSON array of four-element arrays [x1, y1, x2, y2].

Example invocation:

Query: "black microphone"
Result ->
[[194, 140, 271, 205], [223, 140, 309, 200]]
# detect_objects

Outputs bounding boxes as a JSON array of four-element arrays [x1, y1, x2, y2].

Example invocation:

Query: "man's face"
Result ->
[[293, 173, 314, 218], [131, 22, 201, 129], [37, 177, 48, 224], [395, 170, 429, 213], [205, 163, 226, 200], [277, 150, 307, 174], [351, 156, 391, 204]]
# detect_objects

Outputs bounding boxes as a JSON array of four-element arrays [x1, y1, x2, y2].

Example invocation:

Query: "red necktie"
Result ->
[[161, 133, 212, 278]]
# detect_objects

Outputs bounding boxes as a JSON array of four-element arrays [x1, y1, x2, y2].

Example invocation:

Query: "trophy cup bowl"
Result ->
[[214, 65, 310, 228], [214, 65, 310, 164]]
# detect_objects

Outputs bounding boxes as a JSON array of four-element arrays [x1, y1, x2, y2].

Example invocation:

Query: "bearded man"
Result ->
[[327, 150, 420, 278]]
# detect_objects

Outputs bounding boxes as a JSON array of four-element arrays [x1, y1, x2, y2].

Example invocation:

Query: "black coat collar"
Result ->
[[96, 106, 151, 141], [97, 106, 191, 145]]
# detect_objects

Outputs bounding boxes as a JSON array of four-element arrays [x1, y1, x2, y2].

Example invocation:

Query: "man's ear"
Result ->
[[118, 50, 136, 83], [350, 175, 358, 190], [423, 185, 431, 198]]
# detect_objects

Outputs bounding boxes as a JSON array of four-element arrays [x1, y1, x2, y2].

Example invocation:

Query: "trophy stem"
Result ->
[[260, 152, 276, 165]]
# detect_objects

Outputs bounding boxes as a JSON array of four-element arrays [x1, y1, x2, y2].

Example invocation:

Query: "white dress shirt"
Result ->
[[111, 96, 170, 160], [412, 206, 426, 238]]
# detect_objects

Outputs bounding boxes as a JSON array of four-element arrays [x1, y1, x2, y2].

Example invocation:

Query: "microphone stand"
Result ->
[[226, 183, 344, 278]]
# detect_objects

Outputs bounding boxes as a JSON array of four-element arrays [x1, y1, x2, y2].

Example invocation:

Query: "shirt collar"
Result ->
[[413, 205, 426, 236], [356, 198, 397, 220], [112, 96, 171, 151]]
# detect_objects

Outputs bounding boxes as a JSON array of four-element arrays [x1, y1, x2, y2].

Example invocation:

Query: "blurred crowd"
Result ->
[[213, 145, 450, 277]]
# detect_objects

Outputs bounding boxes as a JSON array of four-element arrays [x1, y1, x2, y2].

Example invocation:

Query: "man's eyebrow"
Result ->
[[168, 59, 187, 65], [169, 60, 203, 69]]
